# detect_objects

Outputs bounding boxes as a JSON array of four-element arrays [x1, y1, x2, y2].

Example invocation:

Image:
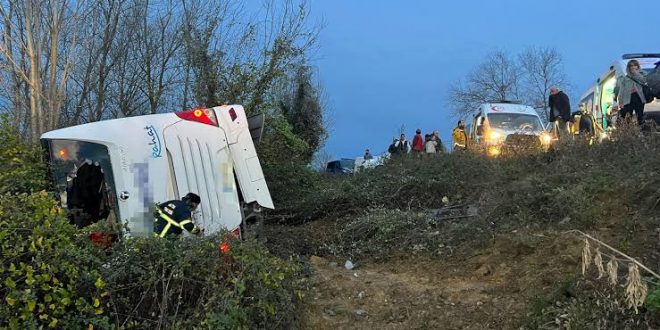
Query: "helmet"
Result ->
[[182, 192, 201, 205]]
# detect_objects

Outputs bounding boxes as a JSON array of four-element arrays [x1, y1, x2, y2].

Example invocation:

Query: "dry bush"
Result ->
[[577, 232, 659, 315]]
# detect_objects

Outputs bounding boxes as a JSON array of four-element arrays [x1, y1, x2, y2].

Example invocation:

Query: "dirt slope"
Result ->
[[267, 221, 580, 329]]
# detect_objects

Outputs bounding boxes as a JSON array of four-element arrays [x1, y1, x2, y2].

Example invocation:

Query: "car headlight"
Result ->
[[487, 146, 501, 157], [540, 133, 552, 145], [486, 131, 503, 143]]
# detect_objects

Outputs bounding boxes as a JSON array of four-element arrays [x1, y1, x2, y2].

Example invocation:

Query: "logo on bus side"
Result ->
[[144, 125, 163, 158]]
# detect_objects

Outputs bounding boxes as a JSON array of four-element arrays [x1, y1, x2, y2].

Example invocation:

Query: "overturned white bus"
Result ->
[[40, 105, 273, 239]]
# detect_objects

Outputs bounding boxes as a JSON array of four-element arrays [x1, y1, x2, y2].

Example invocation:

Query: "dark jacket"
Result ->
[[646, 66, 660, 98], [548, 91, 571, 122], [389, 139, 411, 155], [153, 200, 200, 237]]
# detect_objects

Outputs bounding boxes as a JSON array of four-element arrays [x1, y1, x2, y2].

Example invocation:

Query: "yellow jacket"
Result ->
[[452, 127, 469, 149]]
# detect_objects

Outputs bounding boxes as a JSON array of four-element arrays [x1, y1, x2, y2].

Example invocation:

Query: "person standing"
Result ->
[[549, 86, 571, 138], [364, 149, 373, 160], [411, 129, 424, 154], [432, 130, 445, 153], [615, 59, 649, 125], [452, 121, 469, 151], [646, 61, 660, 99], [397, 133, 411, 155], [388, 134, 411, 156], [425, 133, 437, 154]]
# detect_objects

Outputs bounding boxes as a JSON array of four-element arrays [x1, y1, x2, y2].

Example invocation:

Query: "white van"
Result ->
[[579, 53, 660, 130], [466, 102, 552, 156], [353, 153, 388, 172], [40, 105, 273, 238]]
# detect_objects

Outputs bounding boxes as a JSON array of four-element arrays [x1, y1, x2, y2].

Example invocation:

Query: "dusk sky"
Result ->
[[307, 0, 659, 159]]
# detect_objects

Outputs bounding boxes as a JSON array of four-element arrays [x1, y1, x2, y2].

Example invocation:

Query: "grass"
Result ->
[[264, 125, 660, 327]]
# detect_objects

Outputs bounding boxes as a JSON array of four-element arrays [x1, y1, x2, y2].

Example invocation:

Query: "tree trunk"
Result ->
[[24, 0, 44, 143]]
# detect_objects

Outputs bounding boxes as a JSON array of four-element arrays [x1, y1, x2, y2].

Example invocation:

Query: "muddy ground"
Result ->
[[264, 218, 589, 330]]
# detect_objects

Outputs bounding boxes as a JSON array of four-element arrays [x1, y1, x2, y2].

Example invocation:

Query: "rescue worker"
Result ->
[[153, 192, 203, 238], [452, 120, 469, 151]]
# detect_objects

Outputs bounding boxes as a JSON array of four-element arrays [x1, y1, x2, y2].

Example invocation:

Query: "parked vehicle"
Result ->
[[354, 153, 389, 172], [40, 105, 273, 239], [325, 158, 355, 175], [578, 53, 660, 130], [466, 102, 552, 157]]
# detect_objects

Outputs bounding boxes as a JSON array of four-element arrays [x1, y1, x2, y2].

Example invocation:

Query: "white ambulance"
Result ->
[[578, 53, 660, 130], [466, 102, 552, 156], [40, 105, 273, 238]]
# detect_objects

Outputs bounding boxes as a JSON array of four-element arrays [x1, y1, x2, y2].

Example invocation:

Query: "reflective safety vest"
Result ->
[[452, 127, 469, 149], [153, 201, 200, 238]]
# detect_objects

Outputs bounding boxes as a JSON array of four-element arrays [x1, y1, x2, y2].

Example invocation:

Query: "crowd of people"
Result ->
[[386, 128, 446, 156], [367, 60, 660, 159], [379, 121, 472, 158]]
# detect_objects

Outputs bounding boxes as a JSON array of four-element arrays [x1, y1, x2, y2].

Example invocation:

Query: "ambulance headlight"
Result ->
[[486, 130, 505, 144], [487, 146, 501, 157], [540, 132, 553, 145]]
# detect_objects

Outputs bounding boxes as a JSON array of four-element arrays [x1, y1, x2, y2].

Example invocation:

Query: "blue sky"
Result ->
[[307, 0, 659, 159]]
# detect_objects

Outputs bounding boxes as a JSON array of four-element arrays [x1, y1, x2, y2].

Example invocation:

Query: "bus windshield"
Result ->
[[43, 139, 120, 228]]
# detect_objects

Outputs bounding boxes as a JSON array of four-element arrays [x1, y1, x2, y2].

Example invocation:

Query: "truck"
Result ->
[[40, 105, 273, 239]]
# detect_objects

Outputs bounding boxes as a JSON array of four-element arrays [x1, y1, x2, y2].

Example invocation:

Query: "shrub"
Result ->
[[0, 192, 110, 329], [0, 119, 305, 329], [646, 285, 660, 315], [0, 118, 48, 194], [525, 279, 658, 329], [101, 235, 304, 329], [324, 209, 447, 259]]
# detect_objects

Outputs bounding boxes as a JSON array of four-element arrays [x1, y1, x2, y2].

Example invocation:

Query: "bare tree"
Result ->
[[110, 0, 149, 118], [215, 0, 319, 115], [519, 46, 568, 121], [447, 50, 522, 117], [0, 0, 84, 142], [0, 0, 325, 163], [63, 0, 129, 124], [179, 0, 231, 108], [447, 48, 571, 120], [134, 0, 182, 114]]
